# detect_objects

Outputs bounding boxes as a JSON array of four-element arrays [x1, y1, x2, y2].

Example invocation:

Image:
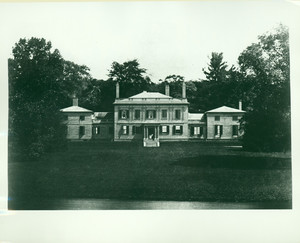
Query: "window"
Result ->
[[175, 110, 181, 120], [173, 125, 183, 135], [214, 125, 223, 137], [146, 110, 156, 119], [191, 126, 203, 136], [64, 115, 68, 121], [122, 125, 128, 135], [132, 126, 142, 135], [232, 125, 238, 136], [134, 110, 140, 120], [79, 126, 85, 137], [162, 110, 167, 119], [194, 127, 200, 135], [215, 116, 220, 121], [80, 115, 85, 121], [232, 116, 238, 121], [119, 110, 129, 119], [160, 125, 169, 135], [95, 126, 100, 135]]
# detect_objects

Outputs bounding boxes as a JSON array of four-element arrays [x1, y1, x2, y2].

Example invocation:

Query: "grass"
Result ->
[[8, 141, 292, 208]]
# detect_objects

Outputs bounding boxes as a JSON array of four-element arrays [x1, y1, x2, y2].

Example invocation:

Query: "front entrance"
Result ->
[[148, 127, 155, 140], [143, 126, 160, 147]]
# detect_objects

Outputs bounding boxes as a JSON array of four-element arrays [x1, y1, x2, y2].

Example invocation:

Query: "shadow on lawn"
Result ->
[[173, 155, 291, 170]]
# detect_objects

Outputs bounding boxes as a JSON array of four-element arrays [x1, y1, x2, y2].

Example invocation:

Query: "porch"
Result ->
[[143, 125, 160, 147]]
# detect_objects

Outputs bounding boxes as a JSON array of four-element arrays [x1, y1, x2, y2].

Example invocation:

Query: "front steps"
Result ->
[[143, 138, 160, 147]]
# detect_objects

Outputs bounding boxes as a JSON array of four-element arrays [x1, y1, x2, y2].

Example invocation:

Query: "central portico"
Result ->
[[143, 125, 160, 147]]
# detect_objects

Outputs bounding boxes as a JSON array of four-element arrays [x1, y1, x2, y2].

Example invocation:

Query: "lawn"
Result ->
[[8, 141, 292, 209]]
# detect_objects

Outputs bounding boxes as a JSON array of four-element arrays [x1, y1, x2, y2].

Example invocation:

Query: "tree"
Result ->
[[203, 52, 229, 83], [108, 59, 152, 97], [201, 52, 242, 109], [238, 24, 290, 151], [9, 37, 93, 160]]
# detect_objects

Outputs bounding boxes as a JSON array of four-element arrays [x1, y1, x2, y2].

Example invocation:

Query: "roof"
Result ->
[[114, 91, 189, 105], [93, 112, 114, 120], [206, 106, 245, 113], [188, 113, 204, 120], [129, 91, 172, 99], [60, 105, 93, 113]]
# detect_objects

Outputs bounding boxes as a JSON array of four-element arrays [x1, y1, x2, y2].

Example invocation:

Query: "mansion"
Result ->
[[60, 82, 245, 147]]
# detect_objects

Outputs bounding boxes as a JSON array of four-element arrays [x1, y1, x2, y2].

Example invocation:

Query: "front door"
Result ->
[[147, 127, 155, 140]]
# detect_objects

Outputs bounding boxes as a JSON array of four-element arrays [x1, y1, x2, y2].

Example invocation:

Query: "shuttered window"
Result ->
[[146, 110, 156, 119], [175, 110, 181, 120], [79, 126, 85, 137], [119, 110, 129, 119], [173, 125, 183, 135], [122, 125, 128, 135], [232, 125, 238, 136], [214, 125, 223, 137], [132, 126, 142, 135], [160, 125, 169, 135], [134, 110, 140, 120], [161, 110, 167, 119]]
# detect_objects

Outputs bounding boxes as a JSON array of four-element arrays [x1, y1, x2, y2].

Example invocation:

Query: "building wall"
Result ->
[[114, 104, 189, 141], [92, 123, 114, 140], [64, 112, 93, 140], [206, 113, 243, 140]]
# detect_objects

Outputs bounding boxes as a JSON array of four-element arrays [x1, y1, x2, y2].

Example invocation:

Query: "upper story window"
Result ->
[[64, 115, 68, 121], [215, 116, 220, 121], [175, 110, 181, 120], [80, 115, 85, 121], [146, 110, 156, 119], [119, 110, 129, 120], [134, 110, 140, 120], [232, 116, 238, 121], [161, 110, 167, 119]]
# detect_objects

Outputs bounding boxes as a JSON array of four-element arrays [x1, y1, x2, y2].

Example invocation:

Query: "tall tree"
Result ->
[[238, 24, 290, 151], [9, 37, 94, 159], [203, 52, 228, 83], [108, 59, 152, 97]]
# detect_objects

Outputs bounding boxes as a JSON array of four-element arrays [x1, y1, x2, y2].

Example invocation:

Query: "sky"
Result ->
[[0, 1, 297, 82]]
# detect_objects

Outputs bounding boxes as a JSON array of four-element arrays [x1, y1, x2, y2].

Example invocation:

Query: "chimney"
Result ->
[[182, 82, 186, 99], [73, 98, 78, 106], [165, 83, 170, 96], [116, 82, 120, 99], [239, 100, 242, 110]]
